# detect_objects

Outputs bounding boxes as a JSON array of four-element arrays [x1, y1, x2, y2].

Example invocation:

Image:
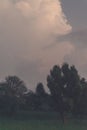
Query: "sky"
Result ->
[[0, 0, 87, 90]]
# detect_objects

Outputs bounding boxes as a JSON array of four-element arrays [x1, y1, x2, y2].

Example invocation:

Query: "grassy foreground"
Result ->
[[0, 112, 87, 130]]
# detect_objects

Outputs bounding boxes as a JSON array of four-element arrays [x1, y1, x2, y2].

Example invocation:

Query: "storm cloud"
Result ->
[[0, 0, 73, 89]]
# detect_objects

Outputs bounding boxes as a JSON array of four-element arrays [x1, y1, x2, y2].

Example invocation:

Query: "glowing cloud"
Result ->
[[0, 0, 73, 88], [16, 0, 72, 35]]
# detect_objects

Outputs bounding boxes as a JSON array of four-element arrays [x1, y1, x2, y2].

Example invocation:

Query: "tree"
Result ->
[[62, 64, 81, 115], [77, 78, 87, 116], [36, 83, 46, 96], [47, 63, 81, 123], [5, 76, 27, 96], [0, 76, 27, 115], [35, 83, 50, 111], [24, 91, 40, 111], [47, 65, 66, 123]]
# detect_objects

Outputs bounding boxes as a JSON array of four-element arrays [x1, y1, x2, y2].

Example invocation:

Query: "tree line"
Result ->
[[0, 63, 87, 121]]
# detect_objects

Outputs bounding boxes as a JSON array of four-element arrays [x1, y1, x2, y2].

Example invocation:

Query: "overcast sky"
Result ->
[[0, 0, 87, 90]]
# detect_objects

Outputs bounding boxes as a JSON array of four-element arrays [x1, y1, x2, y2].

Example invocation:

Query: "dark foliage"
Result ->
[[0, 63, 87, 120]]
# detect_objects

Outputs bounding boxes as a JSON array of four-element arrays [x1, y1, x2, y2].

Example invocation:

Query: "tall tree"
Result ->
[[47, 63, 81, 122], [47, 65, 65, 123]]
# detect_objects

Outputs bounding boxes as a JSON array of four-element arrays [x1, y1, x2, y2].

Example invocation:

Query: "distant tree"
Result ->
[[5, 76, 27, 96], [36, 83, 46, 96], [0, 76, 27, 115], [25, 91, 40, 111], [35, 83, 50, 111]]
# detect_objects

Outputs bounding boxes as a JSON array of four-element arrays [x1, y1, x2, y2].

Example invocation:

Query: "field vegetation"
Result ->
[[0, 111, 87, 130]]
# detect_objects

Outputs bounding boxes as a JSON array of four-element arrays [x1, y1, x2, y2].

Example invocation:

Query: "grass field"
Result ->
[[0, 112, 87, 130]]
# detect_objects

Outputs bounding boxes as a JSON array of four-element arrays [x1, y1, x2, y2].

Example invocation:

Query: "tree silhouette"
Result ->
[[35, 83, 50, 111], [36, 83, 46, 96], [47, 65, 66, 123], [47, 63, 82, 122], [0, 76, 27, 115]]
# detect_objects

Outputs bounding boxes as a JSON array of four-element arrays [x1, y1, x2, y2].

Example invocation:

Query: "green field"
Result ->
[[0, 112, 87, 130]]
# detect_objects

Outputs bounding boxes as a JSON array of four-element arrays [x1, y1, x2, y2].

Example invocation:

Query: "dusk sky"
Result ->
[[0, 0, 87, 90]]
